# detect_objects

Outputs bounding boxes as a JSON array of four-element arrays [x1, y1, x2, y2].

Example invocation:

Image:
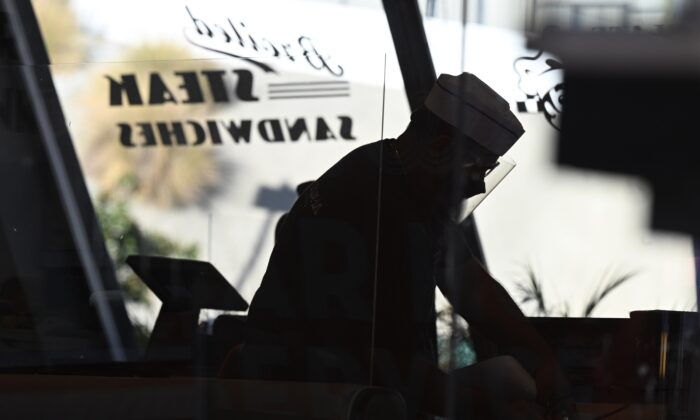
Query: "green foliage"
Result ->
[[437, 334, 476, 371], [436, 307, 477, 371], [95, 193, 198, 304], [95, 193, 199, 347]]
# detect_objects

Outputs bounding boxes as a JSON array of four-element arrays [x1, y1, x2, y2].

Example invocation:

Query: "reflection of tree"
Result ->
[[95, 192, 198, 345], [33, 0, 86, 64], [515, 265, 636, 317], [436, 265, 637, 371], [78, 43, 223, 208], [437, 306, 476, 371], [84, 138, 221, 208]]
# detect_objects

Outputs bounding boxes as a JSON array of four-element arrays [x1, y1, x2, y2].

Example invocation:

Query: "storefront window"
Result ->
[[2, 0, 699, 419], [420, 0, 696, 323], [33, 0, 409, 337]]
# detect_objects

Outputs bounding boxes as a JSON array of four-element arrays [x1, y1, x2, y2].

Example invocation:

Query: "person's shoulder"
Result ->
[[333, 139, 394, 172], [341, 139, 390, 161], [314, 139, 383, 176], [301, 140, 390, 209]]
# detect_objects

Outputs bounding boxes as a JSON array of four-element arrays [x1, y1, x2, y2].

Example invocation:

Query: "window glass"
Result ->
[[422, 0, 695, 321], [3, 0, 697, 419], [32, 0, 408, 339], [422, 2, 699, 420]]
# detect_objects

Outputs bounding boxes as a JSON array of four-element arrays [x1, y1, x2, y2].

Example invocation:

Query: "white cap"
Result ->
[[424, 73, 525, 155]]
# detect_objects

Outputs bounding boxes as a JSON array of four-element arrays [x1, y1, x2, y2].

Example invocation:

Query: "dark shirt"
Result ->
[[244, 139, 472, 385]]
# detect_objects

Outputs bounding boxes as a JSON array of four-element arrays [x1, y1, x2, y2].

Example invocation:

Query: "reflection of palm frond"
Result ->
[[435, 305, 475, 370], [77, 43, 224, 208], [33, 0, 86, 65], [514, 264, 637, 317], [515, 265, 547, 316], [83, 122, 220, 208], [583, 271, 636, 317]]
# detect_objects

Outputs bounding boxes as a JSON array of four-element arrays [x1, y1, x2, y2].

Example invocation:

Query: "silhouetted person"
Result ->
[[274, 181, 315, 244], [240, 73, 572, 419]]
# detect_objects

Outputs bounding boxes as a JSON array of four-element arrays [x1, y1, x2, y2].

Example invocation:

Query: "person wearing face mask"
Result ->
[[238, 73, 574, 420]]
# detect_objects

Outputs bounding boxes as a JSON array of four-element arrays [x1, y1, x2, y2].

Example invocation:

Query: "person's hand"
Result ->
[[499, 399, 547, 420], [534, 357, 578, 420], [467, 393, 546, 420], [453, 380, 546, 420]]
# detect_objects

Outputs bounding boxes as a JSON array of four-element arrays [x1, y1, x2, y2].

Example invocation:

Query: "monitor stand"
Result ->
[[126, 255, 248, 361]]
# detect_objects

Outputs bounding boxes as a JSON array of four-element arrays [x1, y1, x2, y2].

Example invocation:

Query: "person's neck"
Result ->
[[394, 124, 422, 163], [394, 126, 459, 223]]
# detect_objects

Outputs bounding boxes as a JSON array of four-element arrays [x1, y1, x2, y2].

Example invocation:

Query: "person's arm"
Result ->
[[440, 256, 552, 363], [438, 256, 574, 417]]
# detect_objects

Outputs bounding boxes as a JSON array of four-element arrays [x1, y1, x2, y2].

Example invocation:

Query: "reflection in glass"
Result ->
[[461, 155, 515, 219]]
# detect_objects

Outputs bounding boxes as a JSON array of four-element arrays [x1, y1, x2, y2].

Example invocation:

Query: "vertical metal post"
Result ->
[[381, 0, 488, 265], [381, 0, 436, 108]]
